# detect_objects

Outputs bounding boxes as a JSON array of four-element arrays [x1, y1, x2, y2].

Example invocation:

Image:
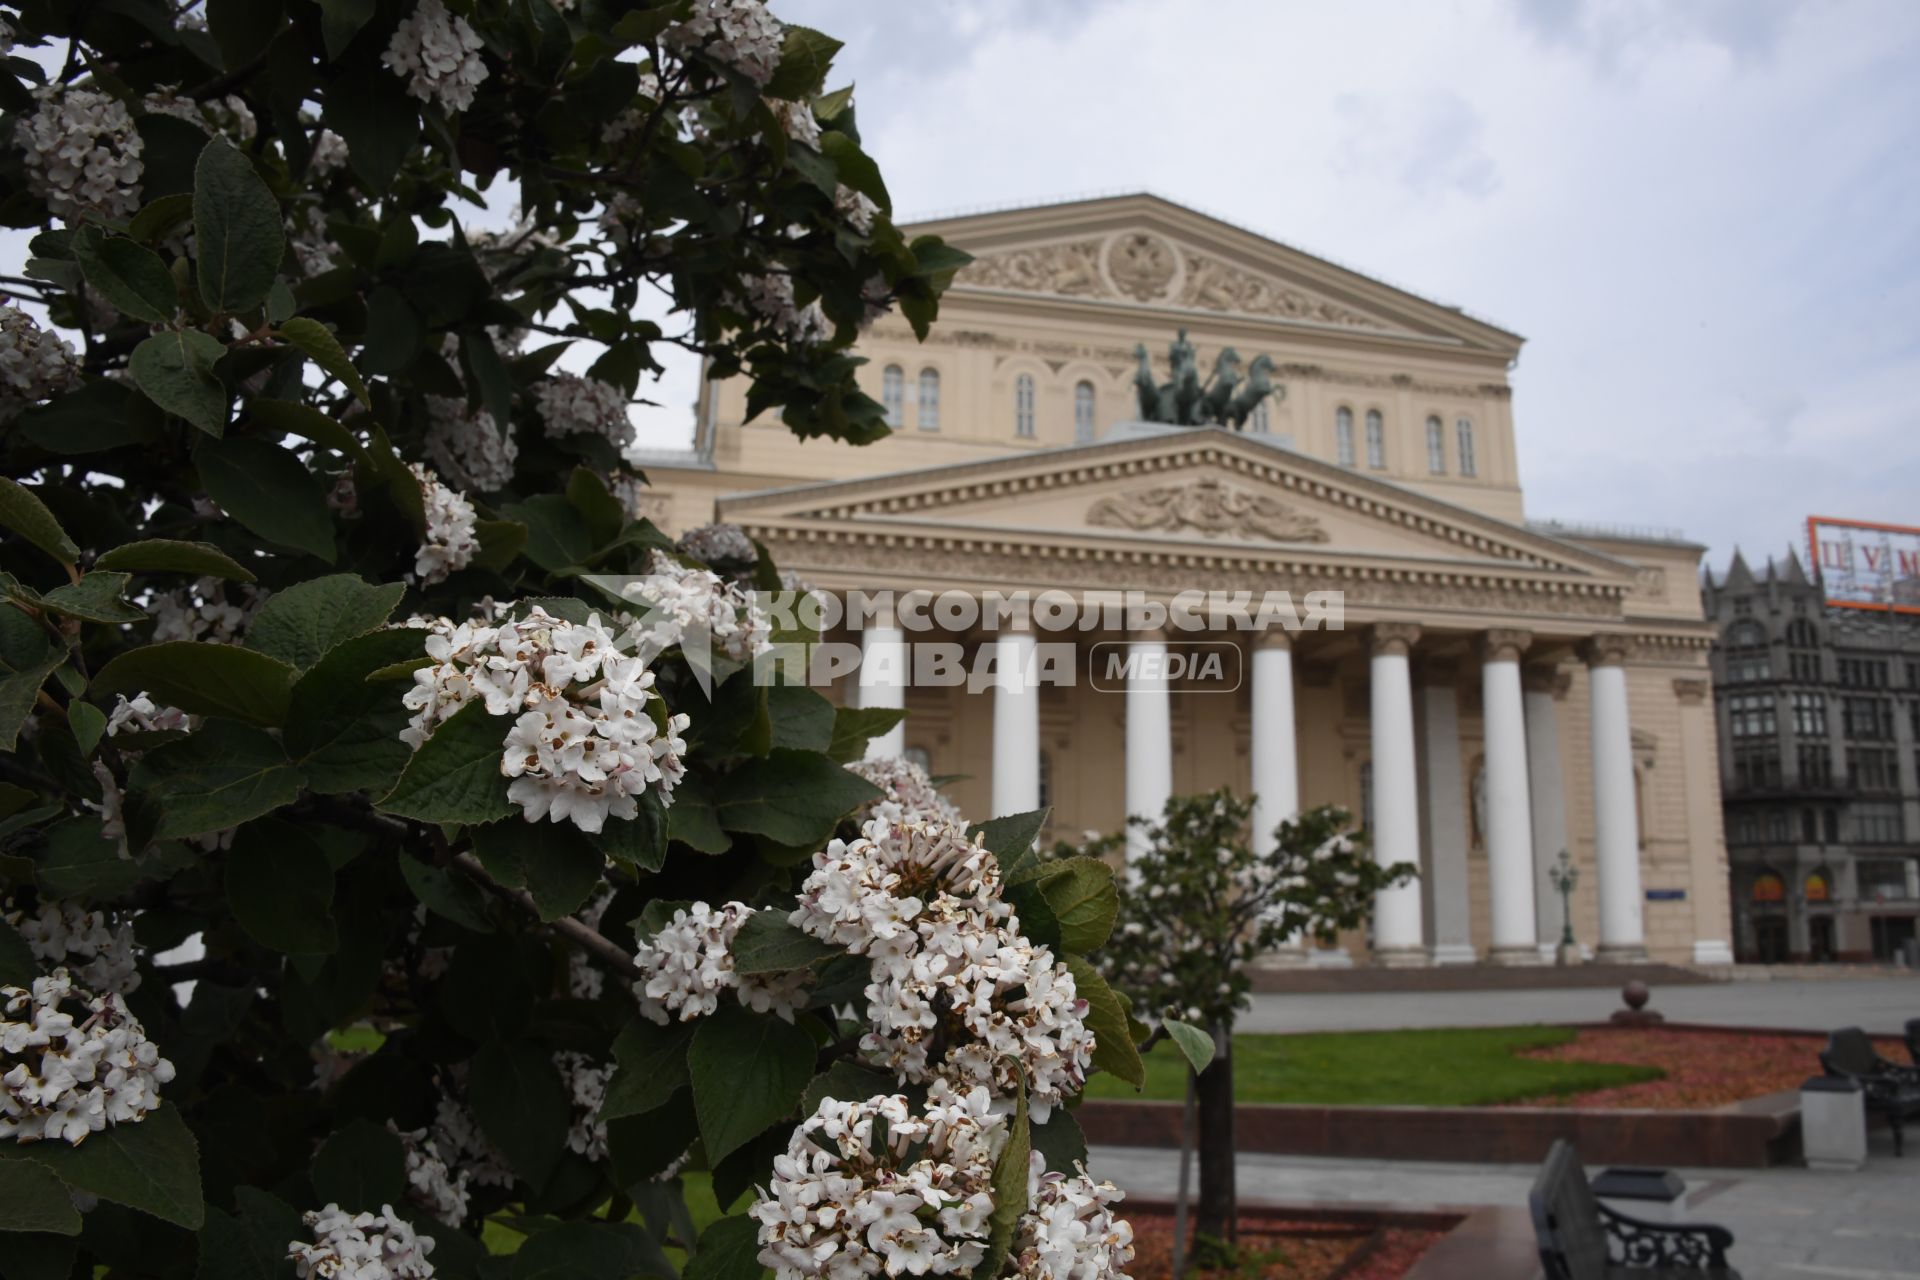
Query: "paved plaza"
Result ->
[[1237, 975, 1920, 1036]]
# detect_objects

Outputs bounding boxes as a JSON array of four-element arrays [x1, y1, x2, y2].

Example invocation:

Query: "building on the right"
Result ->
[[1704, 548, 1920, 963]]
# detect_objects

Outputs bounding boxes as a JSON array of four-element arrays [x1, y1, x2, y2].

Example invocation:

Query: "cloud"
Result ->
[[1332, 91, 1500, 201]]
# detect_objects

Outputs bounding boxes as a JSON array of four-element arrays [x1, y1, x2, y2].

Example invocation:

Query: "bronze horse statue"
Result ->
[[1132, 332, 1279, 431]]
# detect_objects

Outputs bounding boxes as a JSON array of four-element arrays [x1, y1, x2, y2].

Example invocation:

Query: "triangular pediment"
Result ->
[[904, 194, 1522, 356], [719, 427, 1632, 588]]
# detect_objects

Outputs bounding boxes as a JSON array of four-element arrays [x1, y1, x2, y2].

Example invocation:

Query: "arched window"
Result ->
[[1364, 409, 1386, 468], [1073, 380, 1096, 443], [1014, 374, 1036, 439], [1335, 407, 1355, 466], [1250, 399, 1271, 434], [881, 364, 904, 428], [1456, 417, 1477, 476], [917, 368, 940, 430], [1425, 415, 1445, 473]]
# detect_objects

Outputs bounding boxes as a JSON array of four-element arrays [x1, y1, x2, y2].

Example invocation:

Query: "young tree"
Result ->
[[0, 4, 1149, 1277], [1072, 791, 1413, 1257]]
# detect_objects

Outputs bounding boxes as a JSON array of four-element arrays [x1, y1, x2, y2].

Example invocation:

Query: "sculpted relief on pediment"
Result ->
[[960, 230, 1388, 330], [1086, 478, 1329, 544]]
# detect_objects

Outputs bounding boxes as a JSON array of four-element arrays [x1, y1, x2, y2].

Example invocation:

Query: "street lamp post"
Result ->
[[1550, 849, 1580, 965]]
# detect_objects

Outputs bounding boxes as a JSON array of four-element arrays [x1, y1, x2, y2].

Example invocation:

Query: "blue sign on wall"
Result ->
[[1645, 888, 1687, 902]]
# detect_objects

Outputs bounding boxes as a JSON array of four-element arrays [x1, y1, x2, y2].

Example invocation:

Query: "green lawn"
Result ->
[[1082, 1026, 1663, 1107]]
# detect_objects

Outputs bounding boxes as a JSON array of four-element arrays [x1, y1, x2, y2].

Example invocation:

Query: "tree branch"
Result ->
[[450, 851, 637, 971]]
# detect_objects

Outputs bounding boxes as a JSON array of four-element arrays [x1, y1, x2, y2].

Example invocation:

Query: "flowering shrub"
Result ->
[[0, 4, 1148, 1276]]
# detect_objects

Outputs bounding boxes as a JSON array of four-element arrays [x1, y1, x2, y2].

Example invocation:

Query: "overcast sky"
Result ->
[[671, 0, 1919, 573]]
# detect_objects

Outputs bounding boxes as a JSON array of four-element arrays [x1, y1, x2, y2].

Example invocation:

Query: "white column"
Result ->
[[1369, 624, 1426, 965], [990, 630, 1041, 818], [1524, 667, 1572, 960], [1416, 666, 1474, 965], [1482, 631, 1541, 964], [1249, 632, 1298, 854], [856, 621, 907, 759], [1585, 637, 1648, 961], [1124, 631, 1174, 862]]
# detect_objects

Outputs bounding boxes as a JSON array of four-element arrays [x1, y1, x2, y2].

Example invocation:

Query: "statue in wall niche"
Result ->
[[1131, 326, 1283, 430]]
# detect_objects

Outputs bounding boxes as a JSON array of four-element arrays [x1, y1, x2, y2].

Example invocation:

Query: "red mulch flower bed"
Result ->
[[1127, 1212, 1449, 1280], [1512, 1027, 1909, 1110]]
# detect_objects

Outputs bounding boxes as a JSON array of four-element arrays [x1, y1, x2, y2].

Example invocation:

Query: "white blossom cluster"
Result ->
[[288, 1204, 436, 1280], [431, 1094, 513, 1191], [12, 86, 144, 221], [553, 1050, 611, 1162], [834, 185, 879, 235], [383, 0, 489, 115], [2, 900, 141, 995], [632, 901, 811, 1024], [794, 820, 1096, 1120], [751, 1081, 1005, 1280], [567, 890, 615, 999], [387, 1120, 469, 1226], [664, 0, 784, 87], [531, 374, 636, 452], [0, 304, 79, 420], [1011, 1158, 1134, 1280], [142, 88, 258, 141], [106, 692, 193, 738], [409, 462, 479, 585], [308, 126, 351, 180], [676, 521, 757, 570], [726, 272, 829, 345], [1, 970, 175, 1145], [422, 396, 518, 492], [146, 576, 261, 644], [400, 607, 691, 833], [621, 550, 773, 665], [768, 98, 819, 149], [845, 756, 963, 829]]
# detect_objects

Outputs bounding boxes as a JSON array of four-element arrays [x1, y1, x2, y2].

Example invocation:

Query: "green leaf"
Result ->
[[765, 26, 842, 99], [1032, 857, 1118, 953], [195, 437, 336, 562], [715, 750, 880, 847], [399, 855, 494, 933], [0, 1161, 81, 1236], [127, 192, 194, 245], [286, 627, 427, 794], [378, 699, 514, 825], [72, 227, 177, 324], [601, 1019, 695, 1123], [195, 1187, 304, 1280], [206, 0, 286, 72], [500, 495, 593, 573], [1163, 1018, 1217, 1075], [193, 139, 284, 313], [592, 788, 667, 872], [226, 818, 336, 955], [129, 329, 229, 436], [276, 317, 371, 410], [316, 0, 375, 59], [1029, 1108, 1087, 1176], [970, 809, 1051, 882], [309, 1118, 406, 1211], [684, 1215, 767, 1280], [766, 685, 835, 753], [128, 721, 304, 839], [1064, 957, 1144, 1090], [245, 398, 371, 466], [67, 701, 106, 759], [668, 776, 729, 855], [0, 1103, 204, 1229], [469, 1040, 570, 1190], [820, 133, 889, 212], [93, 641, 297, 727], [472, 519, 529, 572], [728, 909, 839, 974], [0, 915, 38, 987], [244, 575, 404, 671], [799, 1060, 892, 1118], [39, 571, 146, 625], [688, 1005, 815, 1163], [825, 705, 906, 763], [516, 823, 604, 922], [95, 539, 256, 582], [565, 468, 625, 550], [0, 1232, 77, 1280], [512, 1221, 673, 1280], [972, 1073, 1028, 1280], [0, 477, 80, 563], [0, 652, 64, 751]]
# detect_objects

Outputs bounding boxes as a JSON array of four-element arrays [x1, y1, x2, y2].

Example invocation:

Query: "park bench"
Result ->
[[1819, 1026, 1920, 1156], [1529, 1140, 1739, 1278]]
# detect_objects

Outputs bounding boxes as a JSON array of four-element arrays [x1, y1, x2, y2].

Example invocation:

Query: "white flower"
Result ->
[[0, 304, 80, 421], [664, 0, 784, 88], [846, 756, 963, 830], [308, 127, 351, 180], [387, 1120, 469, 1226], [2, 900, 141, 995], [676, 522, 758, 571], [631, 901, 811, 1025], [750, 1082, 1005, 1280], [430, 1093, 513, 1190], [288, 1203, 436, 1280], [423, 396, 517, 491], [554, 1050, 611, 1161], [142, 576, 263, 644], [105, 692, 193, 738], [768, 98, 818, 149], [383, 0, 489, 114], [834, 184, 878, 235], [1, 970, 174, 1144], [409, 462, 479, 585], [1010, 1157, 1134, 1280], [12, 86, 144, 221], [142, 88, 257, 142], [621, 550, 773, 665], [531, 374, 635, 453], [725, 272, 829, 345]]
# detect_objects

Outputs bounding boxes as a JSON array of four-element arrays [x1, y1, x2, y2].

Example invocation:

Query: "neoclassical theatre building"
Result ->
[[644, 194, 1733, 968]]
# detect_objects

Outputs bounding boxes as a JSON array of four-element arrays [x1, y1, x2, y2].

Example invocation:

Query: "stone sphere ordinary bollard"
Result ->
[[1609, 979, 1665, 1027]]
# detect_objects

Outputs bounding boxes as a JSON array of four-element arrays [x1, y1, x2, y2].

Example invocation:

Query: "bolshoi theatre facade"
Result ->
[[643, 194, 1734, 969]]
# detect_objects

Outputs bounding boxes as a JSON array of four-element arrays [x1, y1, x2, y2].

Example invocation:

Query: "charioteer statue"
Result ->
[[1132, 326, 1282, 430]]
